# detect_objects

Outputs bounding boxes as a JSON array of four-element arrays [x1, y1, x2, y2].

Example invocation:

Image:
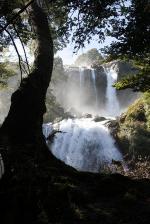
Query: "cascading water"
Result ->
[[42, 63, 126, 173], [91, 69, 98, 109], [103, 66, 120, 116], [79, 67, 85, 98], [43, 118, 122, 172]]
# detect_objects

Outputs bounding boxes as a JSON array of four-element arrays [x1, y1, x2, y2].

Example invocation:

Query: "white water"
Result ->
[[43, 118, 122, 172], [91, 69, 98, 109], [43, 65, 123, 173], [103, 66, 120, 116], [79, 67, 85, 98]]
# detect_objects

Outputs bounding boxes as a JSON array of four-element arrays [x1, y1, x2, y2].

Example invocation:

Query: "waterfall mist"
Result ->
[[51, 61, 138, 117]]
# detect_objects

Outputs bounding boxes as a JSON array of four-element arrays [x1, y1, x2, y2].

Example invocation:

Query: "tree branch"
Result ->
[[0, 25, 23, 82], [13, 24, 30, 74], [0, 0, 35, 34]]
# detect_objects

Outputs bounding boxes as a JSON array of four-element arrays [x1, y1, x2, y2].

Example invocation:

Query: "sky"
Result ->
[[56, 36, 114, 65], [5, 35, 114, 66]]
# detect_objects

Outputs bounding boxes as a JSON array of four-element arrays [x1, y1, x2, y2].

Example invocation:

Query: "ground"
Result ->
[[0, 142, 150, 224]]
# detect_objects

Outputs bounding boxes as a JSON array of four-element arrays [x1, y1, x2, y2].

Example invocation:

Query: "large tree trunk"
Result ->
[[0, 2, 55, 223], [0, 1, 53, 144]]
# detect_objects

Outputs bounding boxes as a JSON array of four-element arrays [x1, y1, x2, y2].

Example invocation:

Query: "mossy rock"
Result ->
[[116, 94, 150, 157]]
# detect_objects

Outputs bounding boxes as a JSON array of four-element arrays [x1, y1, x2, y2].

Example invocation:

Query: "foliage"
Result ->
[[114, 64, 150, 92], [1, 1, 149, 58], [1, 1, 149, 94], [0, 0, 136, 54], [102, 0, 150, 93], [74, 48, 103, 66], [102, 0, 150, 60]]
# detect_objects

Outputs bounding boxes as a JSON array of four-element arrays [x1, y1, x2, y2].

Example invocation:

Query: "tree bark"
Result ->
[[0, 1, 53, 144], [0, 2, 55, 223]]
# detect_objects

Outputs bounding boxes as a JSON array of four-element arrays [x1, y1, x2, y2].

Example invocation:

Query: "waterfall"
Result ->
[[79, 67, 84, 94], [91, 69, 98, 109], [43, 118, 122, 172], [103, 66, 120, 116]]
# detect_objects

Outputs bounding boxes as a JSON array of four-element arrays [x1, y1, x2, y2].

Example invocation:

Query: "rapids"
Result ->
[[43, 118, 122, 172]]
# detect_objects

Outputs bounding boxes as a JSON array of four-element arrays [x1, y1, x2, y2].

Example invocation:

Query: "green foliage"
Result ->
[[103, 0, 150, 60], [74, 48, 103, 66], [102, 0, 150, 93], [123, 99, 146, 122], [114, 65, 150, 92]]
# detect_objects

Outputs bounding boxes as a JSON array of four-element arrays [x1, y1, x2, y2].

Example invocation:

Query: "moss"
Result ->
[[116, 94, 150, 157], [123, 98, 146, 122]]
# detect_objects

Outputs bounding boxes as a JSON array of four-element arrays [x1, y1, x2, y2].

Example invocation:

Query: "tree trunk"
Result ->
[[0, 1, 53, 144], [0, 2, 55, 223]]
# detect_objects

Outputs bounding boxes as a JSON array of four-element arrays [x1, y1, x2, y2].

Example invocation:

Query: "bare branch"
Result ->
[[13, 24, 30, 74], [0, 25, 23, 82]]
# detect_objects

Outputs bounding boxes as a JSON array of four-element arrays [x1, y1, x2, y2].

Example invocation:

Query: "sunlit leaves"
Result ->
[[114, 66, 150, 92]]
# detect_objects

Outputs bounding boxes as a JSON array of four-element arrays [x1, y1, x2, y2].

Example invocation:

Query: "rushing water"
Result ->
[[43, 118, 122, 172], [79, 67, 85, 99], [103, 66, 120, 116], [91, 69, 98, 109], [42, 65, 123, 172]]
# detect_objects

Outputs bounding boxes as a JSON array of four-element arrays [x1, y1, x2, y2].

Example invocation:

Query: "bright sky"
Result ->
[[6, 36, 113, 66], [56, 36, 114, 65]]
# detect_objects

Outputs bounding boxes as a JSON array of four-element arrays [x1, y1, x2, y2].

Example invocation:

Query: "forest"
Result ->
[[0, 0, 150, 223]]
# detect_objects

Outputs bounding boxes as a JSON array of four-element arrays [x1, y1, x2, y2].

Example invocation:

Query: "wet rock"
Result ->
[[93, 116, 106, 122], [83, 113, 92, 118]]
